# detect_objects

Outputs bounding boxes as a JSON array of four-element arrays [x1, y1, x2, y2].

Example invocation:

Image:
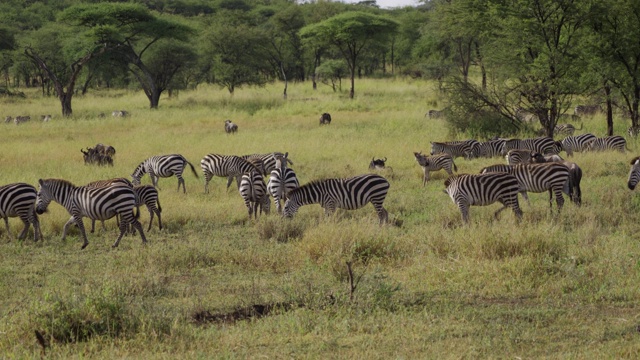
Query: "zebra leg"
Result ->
[[146, 206, 154, 232], [3, 217, 13, 240], [375, 205, 389, 225], [70, 215, 90, 249], [520, 191, 531, 206], [62, 216, 76, 241], [554, 187, 564, 212], [177, 175, 186, 193], [17, 214, 30, 240], [457, 202, 470, 224], [32, 213, 42, 242], [226, 176, 234, 189]]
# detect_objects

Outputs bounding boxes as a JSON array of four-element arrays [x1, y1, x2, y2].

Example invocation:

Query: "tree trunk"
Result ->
[[604, 81, 614, 136], [633, 85, 640, 129], [60, 91, 73, 117]]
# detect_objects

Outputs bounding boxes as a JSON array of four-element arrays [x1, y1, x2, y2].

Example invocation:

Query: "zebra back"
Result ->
[[505, 149, 534, 165], [560, 133, 596, 156], [504, 137, 557, 155], [430, 140, 478, 159], [587, 136, 627, 152], [474, 139, 506, 158]]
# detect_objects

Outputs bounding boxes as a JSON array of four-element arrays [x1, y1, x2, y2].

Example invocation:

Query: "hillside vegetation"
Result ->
[[1, 79, 639, 358]]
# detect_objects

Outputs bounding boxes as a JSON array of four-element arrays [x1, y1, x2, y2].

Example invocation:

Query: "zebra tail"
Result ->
[[157, 197, 162, 213], [135, 206, 141, 219], [187, 160, 200, 178], [452, 160, 458, 172]]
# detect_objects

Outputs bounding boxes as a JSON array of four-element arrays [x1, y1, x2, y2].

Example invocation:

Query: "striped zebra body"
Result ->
[[225, 152, 287, 188], [473, 139, 506, 158], [560, 133, 597, 156], [504, 137, 558, 155], [628, 156, 640, 190], [283, 174, 390, 224], [268, 168, 300, 214], [86, 178, 134, 233], [506, 149, 534, 165], [35, 178, 146, 249], [239, 171, 270, 219], [430, 140, 479, 159], [201, 154, 260, 193], [133, 185, 162, 231], [531, 154, 582, 205], [480, 163, 570, 211], [587, 136, 627, 153], [555, 123, 581, 136], [131, 154, 199, 193], [0, 183, 41, 241], [443, 173, 523, 223], [413, 152, 457, 186]]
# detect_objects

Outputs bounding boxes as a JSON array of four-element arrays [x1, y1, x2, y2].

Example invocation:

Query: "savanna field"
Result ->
[[1, 79, 640, 358]]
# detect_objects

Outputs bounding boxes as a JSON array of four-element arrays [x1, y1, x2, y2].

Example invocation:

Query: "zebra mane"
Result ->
[[40, 178, 77, 187], [631, 156, 640, 165]]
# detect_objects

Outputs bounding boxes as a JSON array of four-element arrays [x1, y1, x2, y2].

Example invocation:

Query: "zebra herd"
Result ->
[[421, 133, 632, 222], [0, 151, 391, 248]]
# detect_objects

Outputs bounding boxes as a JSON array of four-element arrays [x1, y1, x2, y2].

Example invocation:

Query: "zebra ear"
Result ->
[[38, 179, 44, 186], [442, 189, 448, 194]]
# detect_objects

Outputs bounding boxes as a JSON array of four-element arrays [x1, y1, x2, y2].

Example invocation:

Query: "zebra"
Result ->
[[283, 174, 390, 224], [201, 154, 261, 193], [131, 154, 199, 193], [86, 178, 134, 233], [555, 123, 582, 136], [224, 119, 238, 133], [480, 162, 571, 212], [506, 149, 535, 165], [473, 139, 506, 158], [226, 152, 293, 188], [239, 170, 270, 219], [628, 126, 640, 138], [267, 152, 300, 214], [414, 152, 457, 186], [0, 183, 42, 242], [503, 137, 558, 155], [586, 135, 628, 153], [560, 133, 597, 156], [133, 185, 162, 232], [531, 153, 582, 205], [35, 178, 146, 249], [627, 156, 640, 190], [574, 105, 601, 117], [430, 140, 479, 159], [443, 173, 523, 223], [426, 109, 444, 119], [14, 115, 31, 125]]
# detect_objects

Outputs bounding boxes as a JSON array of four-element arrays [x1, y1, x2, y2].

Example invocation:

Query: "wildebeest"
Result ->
[[319, 112, 332, 125], [369, 157, 387, 171], [4, 116, 12, 123], [224, 119, 238, 134], [81, 143, 116, 166], [112, 110, 129, 117], [14, 116, 31, 125]]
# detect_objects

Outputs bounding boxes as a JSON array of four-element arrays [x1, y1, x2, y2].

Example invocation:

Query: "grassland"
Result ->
[[1, 79, 639, 358]]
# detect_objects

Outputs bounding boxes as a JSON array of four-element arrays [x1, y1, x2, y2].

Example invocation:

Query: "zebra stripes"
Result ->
[[480, 162, 571, 211], [0, 183, 41, 241], [443, 173, 523, 223], [530, 153, 582, 205], [473, 139, 506, 158], [132, 154, 199, 193], [586, 136, 628, 153], [267, 153, 299, 214], [414, 152, 457, 186], [628, 156, 640, 190], [560, 133, 596, 156], [503, 137, 558, 155], [225, 152, 288, 188], [283, 174, 390, 224], [133, 185, 162, 231], [35, 178, 146, 249], [86, 177, 134, 233], [201, 154, 260, 193], [239, 171, 270, 219], [430, 140, 479, 159], [506, 149, 534, 165]]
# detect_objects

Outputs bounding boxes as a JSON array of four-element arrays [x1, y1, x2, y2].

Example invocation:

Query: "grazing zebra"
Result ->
[[443, 173, 523, 223], [506, 149, 535, 165], [35, 178, 146, 249], [414, 152, 457, 186], [560, 133, 597, 156], [224, 119, 238, 133], [201, 154, 261, 193], [480, 162, 571, 211], [283, 174, 390, 224], [473, 139, 506, 158], [574, 105, 601, 117], [224, 152, 287, 188], [503, 137, 558, 155], [133, 185, 162, 231], [131, 154, 199, 193], [627, 156, 640, 190], [628, 126, 640, 138], [0, 183, 41, 242], [268, 152, 300, 214], [430, 140, 479, 159], [531, 153, 582, 205], [555, 123, 582, 136], [319, 112, 332, 125], [239, 171, 270, 219], [586, 135, 628, 153]]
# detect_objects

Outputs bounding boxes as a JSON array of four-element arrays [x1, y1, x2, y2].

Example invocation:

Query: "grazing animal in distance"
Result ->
[[414, 152, 457, 186], [426, 110, 444, 119], [628, 126, 640, 138], [560, 133, 597, 156], [4, 116, 12, 123], [319, 112, 332, 125], [14, 115, 30, 125], [574, 105, 601, 117], [201, 154, 261, 193], [369, 157, 387, 171], [0, 183, 42, 242], [430, 140, 479, 159], [41, 115, 52, 122], [112, 110, 128, 117], [224, 119, 238, 133], [443, 173, 523, 224], [131, 154, 199, 193]]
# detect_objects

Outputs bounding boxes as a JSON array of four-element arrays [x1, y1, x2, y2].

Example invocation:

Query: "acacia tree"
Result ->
[[300, 12, 398, 99]]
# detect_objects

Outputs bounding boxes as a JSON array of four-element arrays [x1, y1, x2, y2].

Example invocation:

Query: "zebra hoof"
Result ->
[[81, 243, 89, 250]]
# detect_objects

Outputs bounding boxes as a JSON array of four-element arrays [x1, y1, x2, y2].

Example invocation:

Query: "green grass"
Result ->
[[1, 79, 640, 358]]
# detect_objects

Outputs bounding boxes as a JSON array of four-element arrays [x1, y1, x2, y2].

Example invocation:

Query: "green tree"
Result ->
[[300, 11, 399, 99]]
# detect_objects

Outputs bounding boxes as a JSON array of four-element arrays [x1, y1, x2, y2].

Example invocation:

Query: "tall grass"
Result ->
[[1, 79, 639, 358]]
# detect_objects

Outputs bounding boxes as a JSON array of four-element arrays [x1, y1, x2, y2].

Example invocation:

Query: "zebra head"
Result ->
[[131, 163, 145, 186], [413, 152, 428, 167], [628, 157, 640, 190], [282, 198, 299, 219], [274, 152, 289, 170], [35, 179, 55, 215]]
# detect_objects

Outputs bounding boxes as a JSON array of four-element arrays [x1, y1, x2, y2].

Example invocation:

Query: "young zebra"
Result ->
[[627, 156, 640, 190], [473, 139, 506, 158], [430, 140, 479, 159], [283, 174, 390, 224], [239, 170, 270, 219], [35, 178, 146, 249], [560, 133, 597, 156], [0, 183, 42, 242], [201, 154, 261, 193], [413, 152, 457, 186], [443, 173, 523, 223], [131, 154, 199, 193], [267, 152, 300, 214], [480, 162, 571, 212], [503, 137, 558, 155], [586, 135, 628, 153]]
